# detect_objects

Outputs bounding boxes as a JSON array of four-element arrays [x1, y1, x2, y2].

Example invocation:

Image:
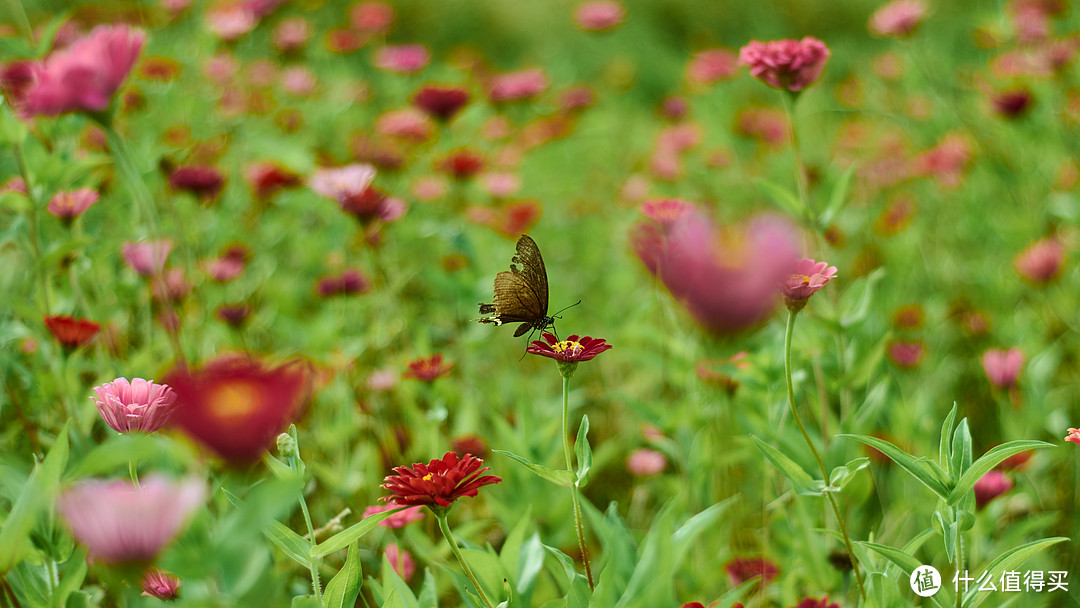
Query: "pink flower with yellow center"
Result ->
[[527, 333, 612, 362], [780, 258, 838, 312]]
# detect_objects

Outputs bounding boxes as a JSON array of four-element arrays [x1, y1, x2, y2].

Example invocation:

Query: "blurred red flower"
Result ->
[[973, 470, 1012, 509], [381, 452, 501, 508], [887, 339, 925, 368], [791, 598, 841, 608], [170, 165, 225, 199], [724, 556, 779, 586], [413, 84, 470, 121], [245, 161, 301, 199], [437, 149, 485, 179], [1014, 237, 1063, 284], [44, 314, 101, 350], [403, 354, 453, 382], [165, 355, 312, 463]]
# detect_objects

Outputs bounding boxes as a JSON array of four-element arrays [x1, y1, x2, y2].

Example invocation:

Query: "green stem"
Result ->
[[562, 375, 595, 590], [299, 492, 322, 603], [435, 511, 496, 608], [780, 92, 815, 225], [100, 125, 159, 234], [12, 141, 51, 314], [128, 459, 139, 488], [955, 522, 963, 608], [785, 311, 866, 600]]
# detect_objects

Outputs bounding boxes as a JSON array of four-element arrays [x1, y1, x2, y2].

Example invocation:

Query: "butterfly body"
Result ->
[[478, 235, 555, 337]]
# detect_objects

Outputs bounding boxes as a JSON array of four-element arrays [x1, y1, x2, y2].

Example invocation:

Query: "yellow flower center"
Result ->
[[554, 340, 583, 356], [790, 273, 811, 285], [422, 473, 433, 481], [207, 381, 261, 423]]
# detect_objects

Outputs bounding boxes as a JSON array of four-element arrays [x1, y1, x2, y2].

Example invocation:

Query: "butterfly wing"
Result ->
[[477, 235, 551, 334]]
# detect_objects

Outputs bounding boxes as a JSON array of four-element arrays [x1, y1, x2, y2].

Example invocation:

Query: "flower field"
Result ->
[[1, 1, 1079, 607]]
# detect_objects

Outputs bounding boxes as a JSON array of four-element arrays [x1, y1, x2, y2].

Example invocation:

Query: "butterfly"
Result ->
[[478, 235, 557, 338]]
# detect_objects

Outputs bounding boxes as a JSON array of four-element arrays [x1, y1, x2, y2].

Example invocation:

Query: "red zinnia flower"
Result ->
[[402, 354, 453, 382], [527, 333, 612, 362], [725, 556, 779, 586], [380, 452, 501, 509], [437, 149, 485, 180], [169, 165, 225, 199], [413, 85, 470, 121], [44, 314, 101, 350], [164, 355, 311, 464]]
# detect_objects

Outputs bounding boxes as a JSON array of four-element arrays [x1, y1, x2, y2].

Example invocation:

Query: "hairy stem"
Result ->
[[435, 511, 496, 608], [563, 375, 595, 590]]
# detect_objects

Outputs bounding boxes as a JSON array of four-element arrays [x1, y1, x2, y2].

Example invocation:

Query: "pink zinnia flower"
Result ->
[[739, 37, 830, 92], [780, 258, 838, 312], [317, 269, 371, 297], [973, 470, 1012, 509], [574, 1, 626, 32], [1014, 237, 1064, 284], [206, 4, 258, 41], [1065, 428, 1080, 446], [281, 66, 316, 96], [488, 69, 549, 103], [362, 502, 425, 528], [350, 1, 394, 33], [384, 544, 415, 582], [91, 378, 178, 433], [626, 448, 666, 476], [686, 48, 739, 86], [47, 188, 99, 224], [21, 25, 145, 117], [57, 476, 204, 564], [141, 568, 181, 599], [205, 250, 246, 282], [376, 108, 433, 142], [887, 339, 925, 368], [869, 0, 928, 38], [122, 240, 172, 277], [309, 164, 377, 202], [982, 348, 1024, 388], [273, 17, 311, 53], [911, 133, 972, 189], [374, 44, 430, 74]]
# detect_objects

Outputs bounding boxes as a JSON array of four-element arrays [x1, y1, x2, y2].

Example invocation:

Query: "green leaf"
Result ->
[[671, 498, 735, 565], [860, 542, 951, 608], [948, 440, 1055, 505], [220, 488, 311, 567], [311, 509, 397, 558], [828, 457, 870, 490], [750, 436, 825, 496], [323, 542, 362, 608], [961, 538, 1068, 608], [754, 178, 805, 219], [838, 268, 884, 329], [291, 596, 321, 608], [950, 419, 972, 479], [493, 450, 574, 487], [819, 164, 856, 229], [0, 423, 69, 572], [839, 434, 951, 499], [939, 403, 958, 470], [542, 545, 590, 608], [574, 415, 592, 487]]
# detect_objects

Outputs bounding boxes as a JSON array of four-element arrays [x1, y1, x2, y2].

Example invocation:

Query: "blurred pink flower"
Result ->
[[1014, 237, 1064, 284], [686, 48, 738, 86], [281, 66, 316, 96], [374, 44, 430, 74], [574, 1, 625, 32], [204, 53, 238, 85], [411, 175, 448, 201], [152, 267, 191, 303], [273, 17, 311, 53], [626, 448, 666, 476], [739, 37, 830, 92], [982, 348, 1024, 388], [641, 198, 694, 226], [57, 476, 204, 564], [973, 470, 1012, 508], [560, 85, 596, 112], [488, 68, 549, 103], [21, 25, 145, 117], [317, 269, 370, 297], [480, 171, 521, 198], [205, 254, 245, 282], [780, 258, 837, 312], [887, 339, 925, 368], [366, 369, 397, 391], [869, 0, 928, 38], [384, 544, 415, 582], [122, 240, 172, 277], [206, 4, 258, 41], [141, 568, 181, 599], [376, 108, 433, 142], [633, 211, 800, 335], [362, 501, 425, 528], [91, 377, 178, 433], [310, 164, 377, 201], [736, 107, 788, 146], [351, 1, 394, 33], [47, 188, 99, 223], [1066, 428, 1080, 446], [911, 133, 972, 189]]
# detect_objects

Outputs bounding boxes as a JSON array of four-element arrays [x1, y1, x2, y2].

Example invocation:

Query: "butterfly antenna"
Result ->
[[551, 300, 582, 319]]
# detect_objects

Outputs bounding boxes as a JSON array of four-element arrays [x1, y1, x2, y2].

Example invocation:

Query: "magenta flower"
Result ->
[[1014, 237, 1064, 284], [413, 85, 470, 121], [724, 556, 779, 586], [973, 470, 1012, 509], [527, 333, 612, 362], [487, 69, 549, 103], [57, 476, 204, 564], [780, 258, 838, 312], [887, 339, 925, 369], [374, 44, 430, 74], [869, 0, 928, 38], [91, 378, 178, 433], [633, 211, 800, 335], [141, 569, 181, 599], [170, 165, 225, 199], [982, 348, 1024, 388], [739, 37, 830, 92], [1065, 428, 1080, 446], [47, 188, 99, 224], [20, 25, 145, 117], [362, 502, 425, 528], [122, 240, 172, 277], [574, 1, 626, 32], [376, 108, 433, 142]]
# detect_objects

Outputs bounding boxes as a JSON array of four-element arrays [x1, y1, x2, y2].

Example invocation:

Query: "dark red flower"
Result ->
[[164, 355, 311, 464], [245, 161, 301, 199], [380, 452, 501, 508], [451, 434, 489, 459], [992, 88, 1033, 119], [973, 470, 1012, 509], [402, 354, 453, 382], [215, 304, 252, 327], [724, 556, 779, 586], [413, 85, 470, 121], [791, 598, 841, 608], [437, 149, 485, 180], [527, 333, 612, 362], [316, 269, 371, 297], [169, 165, 225, 199], [44, 314, 101, 350]]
